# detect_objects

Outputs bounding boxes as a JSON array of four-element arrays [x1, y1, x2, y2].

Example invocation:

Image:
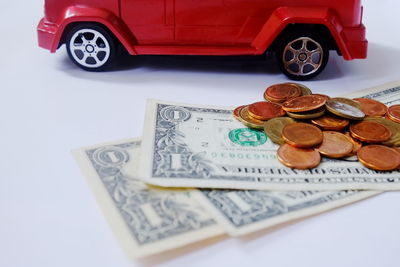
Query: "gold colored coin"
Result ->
[[282, 123, 323, 148], [387, 105, 400, 123], [317, 131, 354, 158], [277, 144, 321, 169], [264, 83, 302, 103], [357, 145, 400, 171], [364, 117, 400, 147], [311, 114, 349, 131], [248, 101, 286, 121], [350, 121, 392, 143], [282, 95, 327, 113], [239, 106, 265, 129], [354, 98, 388, 117], [286, 107, 326, 119], [264, 117, 296, 145], [325, 98, 365, 120]]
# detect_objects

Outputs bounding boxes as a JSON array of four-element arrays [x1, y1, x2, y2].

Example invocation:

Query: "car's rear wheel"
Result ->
[[276, 31, 329, 80], [66, 24, 116, 71]]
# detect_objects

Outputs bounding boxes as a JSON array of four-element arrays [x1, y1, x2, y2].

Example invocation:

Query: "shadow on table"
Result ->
[[58, 42, 399, 85]]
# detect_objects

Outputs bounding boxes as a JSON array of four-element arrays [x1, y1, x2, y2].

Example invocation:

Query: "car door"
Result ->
[[221, 0, 275, 44], [120, 0, 175, 44], [174, 0, 270, 45], [174, 0, 239, 45]]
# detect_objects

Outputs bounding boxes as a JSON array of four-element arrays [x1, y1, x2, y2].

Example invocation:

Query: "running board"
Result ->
[[133, 45, 259, 56]]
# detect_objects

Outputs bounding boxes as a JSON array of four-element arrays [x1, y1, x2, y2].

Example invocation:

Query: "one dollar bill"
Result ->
[[139, 81, 400, 191], [73, 139, 225, 259], [192, 189, 377, 236]]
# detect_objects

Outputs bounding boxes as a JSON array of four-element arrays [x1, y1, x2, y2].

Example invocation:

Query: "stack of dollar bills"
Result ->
[[73, 81, 400, 259]]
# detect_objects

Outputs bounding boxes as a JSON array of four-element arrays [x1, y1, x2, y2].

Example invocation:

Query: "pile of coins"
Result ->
[[234, 83, 400, 171]]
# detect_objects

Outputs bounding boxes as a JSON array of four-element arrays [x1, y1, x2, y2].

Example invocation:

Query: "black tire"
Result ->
[[276, 31, 329, 81], [66, 23, 116, 71]]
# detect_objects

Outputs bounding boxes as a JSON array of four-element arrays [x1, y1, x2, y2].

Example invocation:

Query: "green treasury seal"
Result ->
[[229, 128, 267, 146]]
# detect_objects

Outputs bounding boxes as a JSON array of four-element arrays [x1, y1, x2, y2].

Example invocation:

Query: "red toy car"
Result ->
[[37, 0, 367, 80]]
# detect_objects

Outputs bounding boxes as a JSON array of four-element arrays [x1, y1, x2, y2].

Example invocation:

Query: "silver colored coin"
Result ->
[[326, 99, 365, 120]]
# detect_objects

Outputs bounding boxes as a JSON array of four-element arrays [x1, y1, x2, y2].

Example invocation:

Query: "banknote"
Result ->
[[72, 139, 224, 259], [74, 139, 378, 239], [139, 81, 400, 190], [192, 189, 377, 236]]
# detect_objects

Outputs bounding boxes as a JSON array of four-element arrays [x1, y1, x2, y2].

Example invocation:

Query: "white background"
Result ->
[[1, 1, 399, 266]]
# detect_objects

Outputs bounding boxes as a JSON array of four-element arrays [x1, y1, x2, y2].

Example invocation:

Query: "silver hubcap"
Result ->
[[69, 29, 111, 68], [283, 37, 323, 76]]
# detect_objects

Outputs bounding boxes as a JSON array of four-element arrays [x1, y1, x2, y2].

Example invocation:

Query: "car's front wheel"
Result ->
[[66, 24, 116, 71], [276, 32, 329, 80]]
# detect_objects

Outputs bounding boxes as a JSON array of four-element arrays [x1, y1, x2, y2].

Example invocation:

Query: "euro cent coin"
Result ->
[[277, 144, 321, 169], [317, 131, 354, 158], [350, 121, 392, 143], [286, 107, 326, 120], [282, 122, 323, 148], [364, 117, 400, 147], [233, 105, 246, 121], [344, 132, 363, 156], [312, 94, 330, 101], [248, 101, 286, 121], [311, 114, 349, 131], [282, 95, 327, 113], [387, 104, 400, 123], [264, 83, 302, 103], [239, 106, 265, 130], [264, 117, 296, 145], [325, 98, 365, 120], [354, 98, 388, 117], [357, 145, 400, 171], [283, 83, 312, 96]]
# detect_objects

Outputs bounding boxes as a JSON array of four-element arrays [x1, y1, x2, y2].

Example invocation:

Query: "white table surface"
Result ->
[[1, 1, 399, 266]]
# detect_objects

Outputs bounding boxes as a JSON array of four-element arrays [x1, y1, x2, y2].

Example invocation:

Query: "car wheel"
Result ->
[[66, 24, 116, 71], [276, 32, 329, 81]]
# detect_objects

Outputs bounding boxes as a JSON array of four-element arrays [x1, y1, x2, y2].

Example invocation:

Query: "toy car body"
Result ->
[[37, 0, 367, 80]]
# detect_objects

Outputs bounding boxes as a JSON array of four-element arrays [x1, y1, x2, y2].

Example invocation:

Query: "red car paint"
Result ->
[[37, 0, 367, 79]]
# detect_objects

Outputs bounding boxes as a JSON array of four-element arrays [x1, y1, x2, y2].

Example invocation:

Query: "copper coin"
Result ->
[[350, 121, 392, 143], [264, 83, 302, 103], [283, 83, 312, 96], [312, 94, 330, 101], [233, 105, 246, 121], [394, 147, 400, 169], [365, 117, 400, 147], [239, 106, 265, 129], [282, 95, 327, 113], [387, 105, 400, 123], [357, 145, 400, 171], [248, 101, 286, 121], [282, 123, 323, 148], [317, 131, 354, 158], [325, 98, 365, 120], [344, 132, 363, 155], [311, 114, 349, 131], [354, 98, 388, 117], [277, 144, 321, 169]]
